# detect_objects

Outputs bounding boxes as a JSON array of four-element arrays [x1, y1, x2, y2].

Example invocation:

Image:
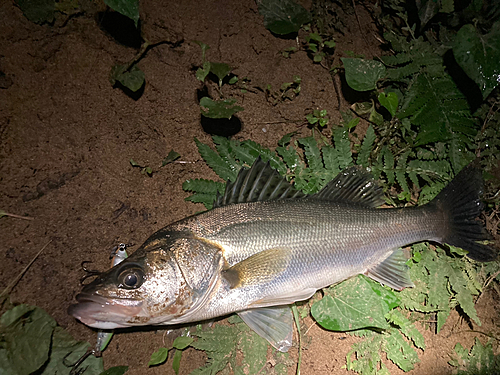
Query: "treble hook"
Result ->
[[63, 348, 95, 375], [79, 261, 102, 285]]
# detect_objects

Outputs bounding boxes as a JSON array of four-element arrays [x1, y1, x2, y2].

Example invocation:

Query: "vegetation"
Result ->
[[10, 0, 500, 373], [177, 0, 500, 373]]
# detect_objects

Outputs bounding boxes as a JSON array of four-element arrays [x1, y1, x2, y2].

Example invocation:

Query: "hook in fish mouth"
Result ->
[[80, 261, 103, 285]]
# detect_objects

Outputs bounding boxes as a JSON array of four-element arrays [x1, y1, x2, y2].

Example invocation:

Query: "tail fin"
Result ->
[[432, 163, 498, 262]]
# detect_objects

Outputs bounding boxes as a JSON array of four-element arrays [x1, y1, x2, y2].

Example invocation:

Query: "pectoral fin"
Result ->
[[365, 248, 414, 291], [238, 306, 293, 352], [222, 247, 292, 289]]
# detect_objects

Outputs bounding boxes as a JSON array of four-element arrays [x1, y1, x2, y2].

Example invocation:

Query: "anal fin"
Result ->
[[365, 248, 414, 291], [238, 306, 293, 352]]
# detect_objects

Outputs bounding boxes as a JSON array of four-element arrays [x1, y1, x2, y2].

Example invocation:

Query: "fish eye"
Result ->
[[117, 267, 145, 289]]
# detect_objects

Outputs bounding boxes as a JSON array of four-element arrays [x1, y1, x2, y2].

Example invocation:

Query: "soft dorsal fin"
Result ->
[[309, 166, 384, 208], [213, 157, 384, 208], [214, 157, 305, 208]]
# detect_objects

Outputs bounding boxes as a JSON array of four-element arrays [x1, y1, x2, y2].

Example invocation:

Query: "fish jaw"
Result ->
[[68, 292, 146, 329]]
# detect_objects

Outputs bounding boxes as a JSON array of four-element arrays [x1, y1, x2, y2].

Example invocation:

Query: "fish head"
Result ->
[[68, 246, 197, 329]]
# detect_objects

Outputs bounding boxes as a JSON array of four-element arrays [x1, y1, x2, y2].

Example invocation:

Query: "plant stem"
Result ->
[[0, 210, 34, 220], [0, 240, 51, 305], [291, 304, 302, 375]]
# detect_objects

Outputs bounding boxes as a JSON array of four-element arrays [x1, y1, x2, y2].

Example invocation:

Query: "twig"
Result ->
[[0, 211, 34, 221], [0, 240, 51, 304], [292, 304, 302, 375], [476, 269, 500, 305]]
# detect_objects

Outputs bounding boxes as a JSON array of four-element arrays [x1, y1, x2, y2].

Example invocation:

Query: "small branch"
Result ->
[[0, 240, 51, 304], [124, 40, 151, 72], [0, 211, 34, 221]]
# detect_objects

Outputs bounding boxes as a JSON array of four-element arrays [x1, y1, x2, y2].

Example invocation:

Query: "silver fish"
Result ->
[[69, 158, 497, 351]]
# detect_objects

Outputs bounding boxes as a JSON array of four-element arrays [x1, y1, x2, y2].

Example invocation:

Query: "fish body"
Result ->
[[69, 159, 497, 351]]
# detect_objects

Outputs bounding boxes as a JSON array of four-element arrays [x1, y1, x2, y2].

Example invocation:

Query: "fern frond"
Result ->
[[195, 138, 239, 181], [357, 125, 375, 168], [239, 140, 287, 175], [333, 128, 353, 170], [298, 137, 323, 172]]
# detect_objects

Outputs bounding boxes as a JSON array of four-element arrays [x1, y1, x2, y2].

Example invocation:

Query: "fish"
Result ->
[[69, 158, 497, 352]]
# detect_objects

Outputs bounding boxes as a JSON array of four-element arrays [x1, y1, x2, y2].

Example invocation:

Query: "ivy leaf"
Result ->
[[210, 62, 232, 86], [161, 150, 180, 166], [196, 61, 211, 82], [378, 92, 398, 117], [110, 64, 145, 92], [148, 347, 169, 366], [171, 350, 182, 374], [258, 0, 312, 35], [200, 97, 244, 119], [0, 305, 56, 374], [342, 58, 386, 91], [15, 0, 54, 24], [453, 22, 500, 99], [104, 0, 139, 27], [172, 336, 194, 350]]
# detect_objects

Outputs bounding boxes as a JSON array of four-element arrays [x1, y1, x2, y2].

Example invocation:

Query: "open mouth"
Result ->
[[68, 293, 144, 329]]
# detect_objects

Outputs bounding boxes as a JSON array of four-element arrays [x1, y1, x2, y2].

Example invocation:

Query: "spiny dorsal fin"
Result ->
[[214, 157, 305, 208], [213, 157, 384, 208], [310, 166, 385, 208]]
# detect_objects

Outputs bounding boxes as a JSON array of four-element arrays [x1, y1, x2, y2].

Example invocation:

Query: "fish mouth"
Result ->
[[68, 293, 144, 329]]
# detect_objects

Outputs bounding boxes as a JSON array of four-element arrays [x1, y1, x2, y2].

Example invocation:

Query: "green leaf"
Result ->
[[385, 309, 425, 350], [346, 331, 387, 375], [209, 62, 232, 86], [0, 305, 104, 375], [342, 58, 386, 91], [378, 92, 398, 117], [453, 22, 500, 99], [110, 64, 145, 92], [298, 137, 322, 173], [258, 0, 312, 35], [99, 366, 129, 375], [172, 336, 194, 350], [0, 305, 56, 374], [239, 140, 287, 175], [235, 329, 268, 375], [324, 40, 336, 48], [148, 347, 169, 366], [195, 138, 239, 181], [200, 97, 244, 119], [384, 328, 420, 371], [190, 324, 239, 375], [15, 0, 55, 24], [333, 127, 353, 171], [194, 41, 210, 62], [172, 349, 182, 374], [357, 125, 375, 168], [104, 0, 139, 27], [311, 275, 396, 331], [196, 61, 211, 82], [161, 150, 180, 166], [450, 338, 500, 374]]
